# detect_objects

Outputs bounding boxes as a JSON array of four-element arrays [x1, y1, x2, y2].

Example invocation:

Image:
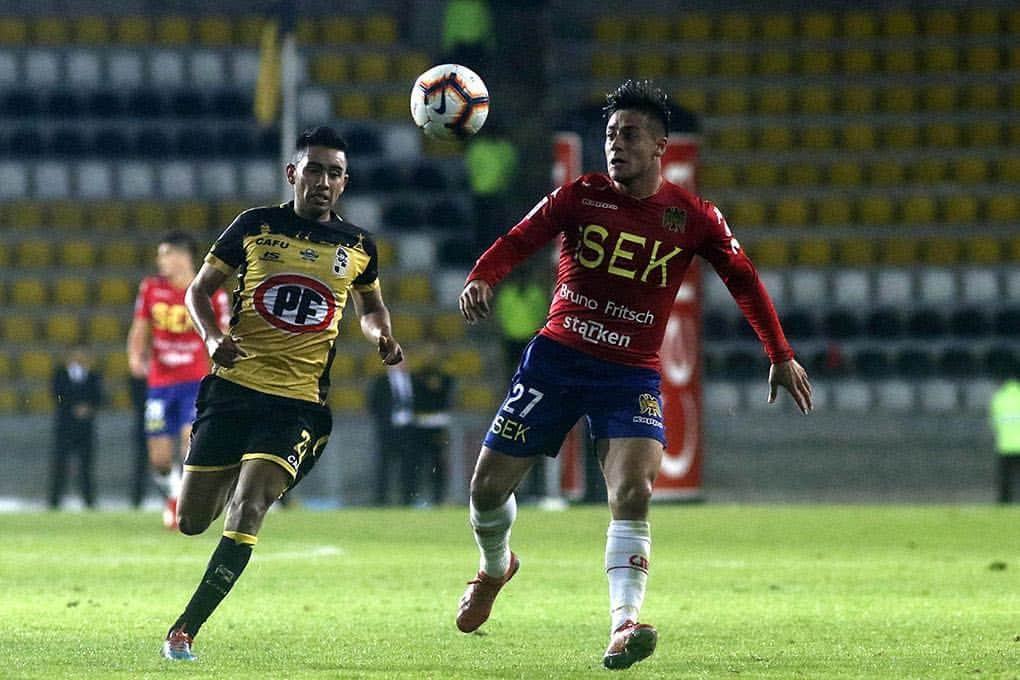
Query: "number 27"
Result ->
[[503, 384, 544, 417]]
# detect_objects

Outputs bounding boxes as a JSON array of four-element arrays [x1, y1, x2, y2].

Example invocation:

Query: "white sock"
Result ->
[[169, 464, 182, 499], [470, 495, 517, 577], [152, 470, 173, 499], [605, 519, 651, 632]]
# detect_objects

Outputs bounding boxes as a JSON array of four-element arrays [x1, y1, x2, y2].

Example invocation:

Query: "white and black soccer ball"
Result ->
[[410, 63, 489, 140]]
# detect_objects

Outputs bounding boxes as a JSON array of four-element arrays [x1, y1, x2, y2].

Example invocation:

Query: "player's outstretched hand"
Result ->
[[208, 335, 248, 368], [460, 279, 493, 324], [768, 358, 813, 414], [377, 334, 403, 365]]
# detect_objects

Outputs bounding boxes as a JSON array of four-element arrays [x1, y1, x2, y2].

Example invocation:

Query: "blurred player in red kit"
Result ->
[[127, 231, 229, 529], [456, 80, 813, 670]]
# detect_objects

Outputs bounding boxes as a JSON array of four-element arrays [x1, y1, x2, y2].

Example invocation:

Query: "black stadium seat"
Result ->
[[995, 308, 1020, 336], [702, 311, 732, 340], [939, 346, 978, 377], [823, 308, 861, 339], [895, 348, 936, 378], [855, 347, 891, 378], [907, 308, 946, 338], [949, 306, 991, 337], [866, 308, 904, 338], [45, 90, 81, 117], [723, 348, 760, 380], [87, 89, 126, 117], [93, 128, 131, 155], [427, 198, 468, 230], [984, 345, 1020, 378], [3, 89, 39, 116], [219, 127, 256, 156], [50, 127, 87, 155]]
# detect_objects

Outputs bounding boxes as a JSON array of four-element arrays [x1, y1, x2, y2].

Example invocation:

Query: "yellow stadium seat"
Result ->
[[883, 49, 918, 73], [335, 93, 373, 119], [17, 240, 52, 266], [103, 351, 130, 380], [953, 158, 988, 184], [942, 196, 979, 224], [178, 202, 211, 231], [773, 198, 810, 226], [295, 17, 318, 44], [965, 46, 1000, 72], [965, 121, 1002, 147], [718, 12, 753, 40], [795, 239, 835, 267], [815, 198, 853, 225], [394, 52, 431, 81], [829, 161, 863, 186], [362, 15, 397, 43], [135, 202, 170, 231], [841, 123, 876, 150], [379, 93, 408, 120], [633, 53, 669, 79], [443, 348, 483, 378], [33, 16, 69, 45], [390, 314, 424, 342], [236, 16, 265, 47], [395, 274, 433, 305], [591, 52, 625, 79], [858, 196, 894, 224], [923, 9, 958, 36], [743, 163, 780, 187], [883, 10, 917, 37], [715, 88, 749, 115], [354, 53, 389, 82], [51, 202, 85, 229], [101, 241, 139, 267], [785, 164, 820, 186], [196, 15, 233, 46], [90, 202, 128, 230], [23, 387, 53, 414], [963, 237, 1002, 264], [107, 385, 131, 410], [155, 16, 191, 45], [74, 16, 110, 44], [715, 51, 751, 77], [97, 278, 135, 306], [800, 126, 834, 149], [53, 277, 90, 306], [801, 12, 836, 39], [922, 239, 961, 265], [962, 82, 999, 109], [881, 88, 916, 113], [838, 239, 876, 266], [676, 14, 712, 41], [912, 159, 946, 183], [1010, 48, 1020, 72], [0, 17, 28, 44], [216, 201, 248, 228], [0, 246, 8, 268], [60, 240, 96, 268], [840, 86, 874, 113], [115, 16, 152, 44], [328, 384, 366, 412], [311, 54, 349, 84], [632, 16, 670, 43], [995, 157, 1020, 183], [925, 123, 960, 147], [757, 88, 792, 114], [760, 13, 795, 39], [923, 46, 958, 72], [923, 84, 957, 111], [729, 199, 766, 225], [329, 352, 358, 380], [757, 126, 793, 150], [883, 125, 919, 149], [3, 316, 35, 343], [869, 162, 905, 186], [457, 383, 499, 413], [713, 128, 753, 151], [1010, 124, 1020, 148], [89, 314, 124, 343], [46, 315, 81, 344], [672, 52, 709, 76], [10, 279, 47, 306], [673, 87, 707, 114], [841, 49, 875, 74], [966, 8, 1001, 35], [800, 49, 834, 74], [1008, 237, 1020, 263], [10, 202, 44, 229], [0, 352, 11, 380], [799, 86, 834, 113], [361, 350, 388, 377], [748, 240, 790, 267], [20, 350, 53, 380], [757, 50, 793, 75], [986, 195, 1020, 223], [697, 164, 735, 189], [430, 313, 466, 342], [901, 196, 938, 223], [321, 16, 357, 44], [843, 10, 877, 38], [881, 238, 920, 265]]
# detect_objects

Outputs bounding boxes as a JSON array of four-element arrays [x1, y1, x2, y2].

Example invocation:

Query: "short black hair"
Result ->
[[603, 80, 671, 136], [159, 230, 197, 261], [293, 126, 348, 162]]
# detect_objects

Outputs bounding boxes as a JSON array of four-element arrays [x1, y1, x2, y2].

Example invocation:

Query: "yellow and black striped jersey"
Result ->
[[204, 201, 380, 404]]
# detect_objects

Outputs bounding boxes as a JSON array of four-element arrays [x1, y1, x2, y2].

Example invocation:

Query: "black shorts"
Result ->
[[186, 375, 332, 487]]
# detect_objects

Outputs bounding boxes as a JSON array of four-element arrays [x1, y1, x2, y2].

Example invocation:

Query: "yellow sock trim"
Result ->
[[223, 530, 258, 546]]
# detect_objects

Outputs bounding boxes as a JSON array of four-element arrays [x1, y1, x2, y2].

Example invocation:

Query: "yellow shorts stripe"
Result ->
[[223, 530, 258, 546], [241, 452, 297, 478], [183, 463, 241, 473]]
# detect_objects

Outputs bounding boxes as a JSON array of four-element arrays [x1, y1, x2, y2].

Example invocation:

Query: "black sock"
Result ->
[[171, 535, 254, 637]]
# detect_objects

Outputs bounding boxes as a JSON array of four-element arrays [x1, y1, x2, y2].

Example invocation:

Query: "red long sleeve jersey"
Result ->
[[467, 173, 793, 372]]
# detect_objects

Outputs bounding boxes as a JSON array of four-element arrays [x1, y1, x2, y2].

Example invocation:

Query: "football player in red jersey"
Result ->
[[127, 232, 230, 529], [456, 80, 812, 669]]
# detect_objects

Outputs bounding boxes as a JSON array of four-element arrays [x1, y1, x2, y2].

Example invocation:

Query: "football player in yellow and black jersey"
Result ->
[[160, 126, 403, 661]]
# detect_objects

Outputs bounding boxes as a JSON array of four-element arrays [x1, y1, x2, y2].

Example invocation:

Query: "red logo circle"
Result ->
[[253, 274, 335, 333]]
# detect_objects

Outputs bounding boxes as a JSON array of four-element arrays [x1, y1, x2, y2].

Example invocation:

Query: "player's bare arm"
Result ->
[[185, 263, 247, 368], [351, 286, 403, 365], [126, 317, 151, 378], [768, 358, 813, 414], [460, 279, 494, 323]]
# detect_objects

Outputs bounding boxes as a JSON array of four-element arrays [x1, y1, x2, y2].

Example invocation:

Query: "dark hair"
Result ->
[[293, 125, 348, 162], [603, 79, 671, 136], [159, 230, 197, 261]]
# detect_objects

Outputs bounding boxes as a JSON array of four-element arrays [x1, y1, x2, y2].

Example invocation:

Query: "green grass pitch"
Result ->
[[2, 505, 1019, 679]]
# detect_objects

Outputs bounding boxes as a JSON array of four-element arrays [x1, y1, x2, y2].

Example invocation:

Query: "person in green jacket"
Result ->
[[990, 379, 1020, 503]]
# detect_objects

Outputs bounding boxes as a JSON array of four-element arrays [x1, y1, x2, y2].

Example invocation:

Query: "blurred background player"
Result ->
[[456, 80, 812, 669], [127, 231, 230, 529], [368, 363, 414, 505], [49, 345, 103, 510], [990, 378, 1020, 503]]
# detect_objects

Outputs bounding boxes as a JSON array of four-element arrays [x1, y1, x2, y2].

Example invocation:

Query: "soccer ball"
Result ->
[[410, 64, 489, 140]]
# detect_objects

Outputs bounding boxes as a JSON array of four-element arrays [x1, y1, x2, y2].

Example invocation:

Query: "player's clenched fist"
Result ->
[[460, 279, 493, 324]]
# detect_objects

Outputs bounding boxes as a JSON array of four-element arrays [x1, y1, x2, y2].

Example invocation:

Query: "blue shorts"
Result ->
[[482, 335, 666, 458], [145, 380, 201, 437]]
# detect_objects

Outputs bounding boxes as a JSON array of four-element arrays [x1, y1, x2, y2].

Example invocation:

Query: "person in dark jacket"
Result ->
[[50, 345, 103, 509]]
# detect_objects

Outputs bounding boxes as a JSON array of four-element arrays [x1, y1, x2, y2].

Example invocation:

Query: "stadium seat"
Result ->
[[799, 49, 834, 74], [788, 269, 828, 307], [800, 126, 835, 150], [88, 313, 124, 343], [948, 307, 991, 338], [102, 350, 129, 380], [866, 309, 904, 339], [798, 86, 834, 114], [52, 277, 90, 306], [19, 350, 53, 380], [986, 195, 1020, 223], [841, 123, 876, 150], [874, 269, 914, 305], [965, 121, 1002, 147], [965, 46, 1000, 72], [963, 237, 1003, 264], [354, 53, 389, 82], [868, 162, 905, 186], [912, 159, 946, 183], [35, 161, 72, 199], [823, 309, 862, 339], [362, 15, 397, 44], [744, 162, 780, 187], [728, 198, 766, 226], [883, 10, 917, 37], [51, 202, 86, 230], [760, 13, 794, 39], [672, 52, 709, 77], [923, 46, 958, 72], [828, 161, 863, 186], [443, 348, 483, 378], [89, 202, 128, 230], [758, 126, 794, 150], [894, 348, 936, 378], [16, 239, 52, 266], [701, 163, 735, 187], [97, 277, 135, 306], [722, 349, 760, 380], [716, 51, 752, 77], [132, 202, 169, 231], [590, 52, 625, 79], [0, 17, 28, 44], [328, 383, 366, 412], [831, 269, 871, 307], [66, 50, 103, 89], [196, 16, 233, 46], [855, 348, 891, 378], [155, 16, 191, 45], [883, 48, 918, 73], [46, 314, 81, 344], [633, 53, 669, 79], [838, 239, 875, 265], [839, 86, 874, 113], [702, 311, 731, 341], [986, 345, 1020, 378], [101, 241, 139, 267], [395, 274, 433, 305], [757, 50, 793, 76], [942, 197, 979, 224], [457, 383, 500, 413], [429, 312, 466, 342], [10, 279, 47, 306], [801, 11, 836, 39], [841, 48, 875, 74], [748, 239, 790, 267], [918, 379, 959, 412], [923, 84, 957, 111], [178, 202, 211, 231], [901, 196, 937, 223], [922, 238, 961, 265], [32, 16, 69, 45], [675, 13, 712, 40], [795, 239, 833, 266], [881, 88, 916, 113], [773, 198, 810, 226], [114, 16, 152, 43]]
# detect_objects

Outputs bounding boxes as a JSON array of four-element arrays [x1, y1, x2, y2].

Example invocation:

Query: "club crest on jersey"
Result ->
[[663, 207, 686, 233], [260, 223, 272, 235], [638, 393, 662, 418], [333, 246, 349, 277]]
